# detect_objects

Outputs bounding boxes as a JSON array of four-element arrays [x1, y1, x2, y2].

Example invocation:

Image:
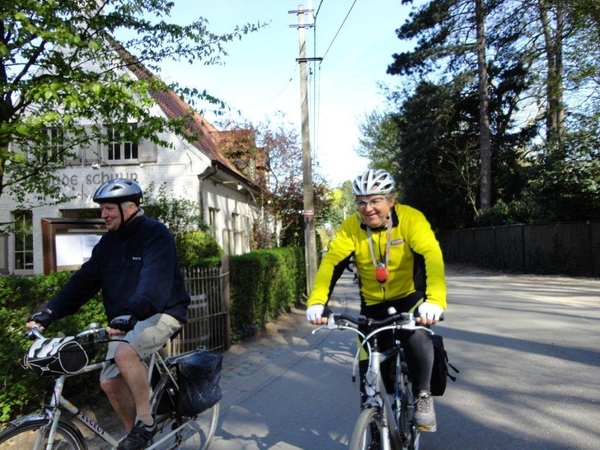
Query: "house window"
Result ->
[[42, 127, 64, 163], [14, 211, 33, 272], [23, 127, 66, 163], [107, 123, 138, 162]]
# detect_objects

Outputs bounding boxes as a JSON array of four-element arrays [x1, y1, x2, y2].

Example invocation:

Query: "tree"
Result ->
[[388, 0, 496, 210], [358, 55, 535, 230], [396, 80, 481, 229], [1, 0, 261, 207], [376, 0, 600, 226], [143, 183, 222, 267], [257, 116, 332, 247], [329, 181, 356, 226], [356, 107, 401, 176], [217, 114, 333, 248]]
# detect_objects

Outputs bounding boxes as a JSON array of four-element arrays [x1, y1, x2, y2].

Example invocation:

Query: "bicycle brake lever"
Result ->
[[96, 328, 109, 341], [327, 314, 338, 329], [23, 325, 44, 340]]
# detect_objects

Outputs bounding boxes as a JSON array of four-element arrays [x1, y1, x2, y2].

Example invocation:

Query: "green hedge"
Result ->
[[0, 272, 105, 425], [229, 247, 306, 340]]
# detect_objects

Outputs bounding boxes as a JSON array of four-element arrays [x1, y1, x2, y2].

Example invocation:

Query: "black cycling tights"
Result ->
[[358, 293, 434, 398], [358, 327, 433, 398]]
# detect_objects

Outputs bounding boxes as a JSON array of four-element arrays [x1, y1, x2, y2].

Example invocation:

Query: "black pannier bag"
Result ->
[[24, 337, 89, 376], [430, 334, 459, 396], [173, 349, 223, 417]]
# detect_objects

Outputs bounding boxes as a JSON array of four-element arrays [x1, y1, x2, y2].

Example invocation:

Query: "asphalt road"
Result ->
[[210, 266, 600, 450]]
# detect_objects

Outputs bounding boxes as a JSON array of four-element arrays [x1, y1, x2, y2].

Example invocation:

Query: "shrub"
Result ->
[[176, 230, 223, 268], [229, 247, 305, 340], [0, 273, 104, 425]]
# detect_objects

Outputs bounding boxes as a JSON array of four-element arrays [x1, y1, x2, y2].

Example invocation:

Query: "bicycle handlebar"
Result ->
[[24, 323, 109, 342], [312, 310, 437, 371], [327, 311, 442, 331]]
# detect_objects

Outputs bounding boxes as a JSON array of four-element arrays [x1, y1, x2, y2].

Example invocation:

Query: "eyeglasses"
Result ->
[[356, 197, 387, 210]]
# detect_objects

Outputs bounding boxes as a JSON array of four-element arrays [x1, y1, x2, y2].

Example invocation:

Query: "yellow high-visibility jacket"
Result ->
[[307, 204, 447, 309]]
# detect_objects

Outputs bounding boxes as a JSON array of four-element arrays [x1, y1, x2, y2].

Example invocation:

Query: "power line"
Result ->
[[310, 0, 359, 171], [255, 65, 298, 113], [312, 2, 321, 165], [320, 0, 359, 63], [313, 0, 325, 21]]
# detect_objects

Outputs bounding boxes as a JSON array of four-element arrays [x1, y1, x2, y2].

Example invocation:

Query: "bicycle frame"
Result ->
[[314, 312, 434, 450], [18, 327, 196, 450]]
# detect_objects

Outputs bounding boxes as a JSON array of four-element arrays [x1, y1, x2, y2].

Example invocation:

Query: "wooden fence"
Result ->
[[437, 220, 600, 277]]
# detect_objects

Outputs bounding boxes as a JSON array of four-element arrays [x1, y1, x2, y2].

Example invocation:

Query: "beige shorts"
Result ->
[[100, 313, 181, 381]]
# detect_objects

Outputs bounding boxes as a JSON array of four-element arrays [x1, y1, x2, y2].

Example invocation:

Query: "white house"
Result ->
[[1, 42, 264, 275]]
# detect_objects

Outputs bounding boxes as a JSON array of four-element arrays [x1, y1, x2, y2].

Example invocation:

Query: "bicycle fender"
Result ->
[[6, 413, 85, 443], [7, 413, 51, 427]]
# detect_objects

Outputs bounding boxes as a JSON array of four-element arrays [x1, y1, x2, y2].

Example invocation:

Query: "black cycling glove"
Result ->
[[109, 315, 137, 333], [28, 308, 55, 329]]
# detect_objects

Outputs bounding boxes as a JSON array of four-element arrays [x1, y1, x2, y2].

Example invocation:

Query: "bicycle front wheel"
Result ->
[[0, 418, 86, 450], [399, 374, 420, 450], [349, 406, 386, 450]]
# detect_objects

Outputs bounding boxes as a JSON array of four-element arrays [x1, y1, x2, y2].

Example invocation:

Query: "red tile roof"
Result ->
[[108, 37, 248, 179]]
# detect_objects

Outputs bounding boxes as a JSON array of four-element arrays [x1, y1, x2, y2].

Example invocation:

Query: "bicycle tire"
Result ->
[[200, 401, 220, 450], [0, 418, 86, 450], [182, 402, 220, 450], [349, 406, 386, 450], [399, 373, 420, 450], [151, 373, 220, 450]]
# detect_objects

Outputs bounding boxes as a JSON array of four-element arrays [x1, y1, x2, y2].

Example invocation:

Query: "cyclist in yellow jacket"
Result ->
[[306, 169, 446, 431]]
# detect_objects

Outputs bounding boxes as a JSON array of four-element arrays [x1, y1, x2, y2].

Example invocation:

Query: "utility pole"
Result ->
[[289, 5, 322, 294]]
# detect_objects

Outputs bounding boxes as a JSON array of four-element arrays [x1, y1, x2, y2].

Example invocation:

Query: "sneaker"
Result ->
[[413, 391, 437, 432], [118, 418, 157, 450]]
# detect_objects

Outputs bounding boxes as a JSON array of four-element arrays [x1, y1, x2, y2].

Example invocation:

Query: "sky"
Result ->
[[154, 0, 415, 187]]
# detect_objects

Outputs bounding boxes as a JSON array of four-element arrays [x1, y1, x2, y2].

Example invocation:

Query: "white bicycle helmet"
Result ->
[[93, 178, 143, 205], [352, 169, 395, 196]]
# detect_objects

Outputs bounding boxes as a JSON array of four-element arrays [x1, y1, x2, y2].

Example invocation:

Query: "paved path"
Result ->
[[85, 264, 600, 449]]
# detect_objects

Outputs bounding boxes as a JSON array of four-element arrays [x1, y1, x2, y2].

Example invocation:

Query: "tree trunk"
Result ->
[[539, 0, 565, 144], [476, 0, 492, 211]]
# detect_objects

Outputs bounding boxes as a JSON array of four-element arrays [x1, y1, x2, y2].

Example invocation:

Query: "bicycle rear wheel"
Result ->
[[349, 406, 386, 450], [178, 402, 220, 450], [149, 402, 219, 450], [151, 371, 220, 450], [0, 418, 86, 450]]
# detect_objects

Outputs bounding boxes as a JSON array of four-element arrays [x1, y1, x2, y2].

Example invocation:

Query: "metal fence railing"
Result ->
[[164, 265, 229, 356], [437, 220, 600, 278]]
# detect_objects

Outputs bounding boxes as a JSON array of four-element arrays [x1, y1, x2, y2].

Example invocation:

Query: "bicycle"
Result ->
[[0, 323, 221, 450], [313, 310, 436, 450]]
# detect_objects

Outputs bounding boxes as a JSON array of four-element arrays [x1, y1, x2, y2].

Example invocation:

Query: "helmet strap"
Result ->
[[117, 204, 140, 230], [116, 204, 125, 230]]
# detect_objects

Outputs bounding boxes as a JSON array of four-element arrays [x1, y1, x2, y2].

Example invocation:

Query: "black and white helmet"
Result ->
[[352, 169, 395, 196], [93, 178, 143, 205]]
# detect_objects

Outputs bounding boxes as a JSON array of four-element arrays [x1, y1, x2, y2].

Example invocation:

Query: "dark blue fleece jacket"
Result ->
[[47, 212, 190, 323]]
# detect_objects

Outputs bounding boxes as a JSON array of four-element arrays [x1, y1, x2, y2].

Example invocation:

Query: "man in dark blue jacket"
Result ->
[[27, 178, 190, 450]]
